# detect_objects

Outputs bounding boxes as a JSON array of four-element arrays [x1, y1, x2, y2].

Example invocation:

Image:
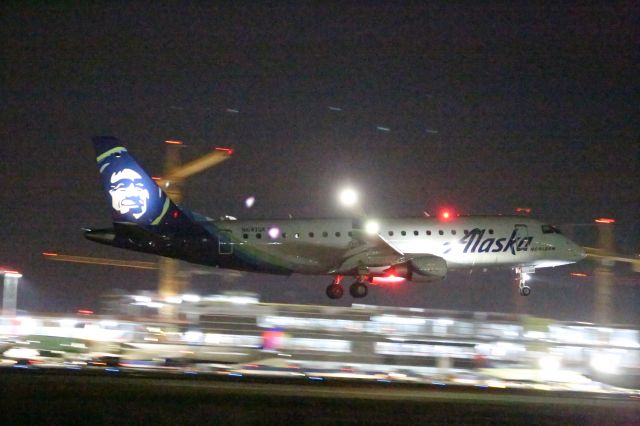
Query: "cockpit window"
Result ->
[[541, 224, 562, 234]]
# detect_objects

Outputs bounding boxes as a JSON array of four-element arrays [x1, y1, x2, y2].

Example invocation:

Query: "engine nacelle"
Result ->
[[386, 256, 447, 282], [409, 256, 447, 281]]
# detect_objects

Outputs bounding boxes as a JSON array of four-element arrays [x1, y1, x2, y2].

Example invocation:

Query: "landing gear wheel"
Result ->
[[515, 266, 534, 297], [326, 284, 344, 299], [349, 282, 368, 298]]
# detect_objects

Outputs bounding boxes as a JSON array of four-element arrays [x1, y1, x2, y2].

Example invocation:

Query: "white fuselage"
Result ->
[[212, 216, 585, 275]]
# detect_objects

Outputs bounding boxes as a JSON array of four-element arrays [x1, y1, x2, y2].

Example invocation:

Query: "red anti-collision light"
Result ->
[[215, 147, 234, 156], [439, 208, 455, 221], [165, 140, 183, 145], [371, 275, 406, 285]]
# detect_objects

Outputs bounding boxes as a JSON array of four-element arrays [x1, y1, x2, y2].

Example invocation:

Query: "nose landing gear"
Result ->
[[515, 267, 534, 296]]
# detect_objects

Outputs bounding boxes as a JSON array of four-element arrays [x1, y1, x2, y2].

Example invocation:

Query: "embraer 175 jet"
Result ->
[[86, 137, 586, 299]]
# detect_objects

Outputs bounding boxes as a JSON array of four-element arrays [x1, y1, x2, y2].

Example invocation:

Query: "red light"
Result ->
[[594, 218, 615, 224], [515, 207, 532, 215], [42, 252, 58, 257], [165, 140, 183, 145], [172, 210, 180, 219], [439, 208, 455, 221], [570, 272, 588, 278], [151, 176, 161, 181], [371, 275, 406, 285], [215, 147, 234, 156], [78, 309, 94, 315]]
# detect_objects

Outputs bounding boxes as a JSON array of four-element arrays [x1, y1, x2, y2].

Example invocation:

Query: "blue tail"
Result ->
[[92, 136, 191, 228]]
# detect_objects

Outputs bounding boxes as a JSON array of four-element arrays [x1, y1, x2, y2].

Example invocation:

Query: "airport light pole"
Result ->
[[593, 218, 615, 324], [156, 141, 233, 315], [2, 270, 22, 315]]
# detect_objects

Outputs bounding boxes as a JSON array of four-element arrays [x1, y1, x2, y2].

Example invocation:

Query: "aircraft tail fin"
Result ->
[[92, 136, 192, 228]]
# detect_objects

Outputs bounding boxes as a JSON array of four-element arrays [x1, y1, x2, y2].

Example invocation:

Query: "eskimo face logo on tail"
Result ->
[[109, 168, 150, 219]]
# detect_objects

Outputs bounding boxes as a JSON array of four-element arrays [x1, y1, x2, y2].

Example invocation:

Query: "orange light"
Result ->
[[78, 309, 94, 315], [151, 176, 161, 181], [570, 272, 588, 278], [165, 140, 183, 145], [594, 218, 615, 224], [515, 207, 532, 215], [215, 147, 234, 156], [42, 252, 58, 257]]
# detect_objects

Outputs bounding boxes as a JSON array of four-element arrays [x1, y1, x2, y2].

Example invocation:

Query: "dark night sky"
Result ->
[[1, 3, 638, 323]]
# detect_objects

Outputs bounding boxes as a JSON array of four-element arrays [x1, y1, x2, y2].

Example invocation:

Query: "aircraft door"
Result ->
[[218, 230, 233, 255], [514, 224, 529, 238]]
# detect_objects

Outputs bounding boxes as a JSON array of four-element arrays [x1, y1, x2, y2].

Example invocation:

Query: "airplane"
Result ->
[[86, 136, 587, 299]]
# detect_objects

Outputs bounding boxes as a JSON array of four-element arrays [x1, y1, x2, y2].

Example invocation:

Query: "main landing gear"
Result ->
[[326, 275, 369, 299], [515, 266, 534, 296]]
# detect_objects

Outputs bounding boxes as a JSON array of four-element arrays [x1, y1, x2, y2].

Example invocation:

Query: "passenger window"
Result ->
[[256, 233, 262, 239], [294, 233, 300, 239], [322, 231, 328, 237], [348, 231, 352, 237], [309, 232, 314, 238], [243, 233, 248, 239], [451, 230, 457, 235], [488, 229, 494, 235], [438, 230, 444, 235], [413, 230, 418, 236], [388, 231, 394, 236], [401, 231, 406, 236], [335, 232, 341, 237], [282, 233, 287, 239], [426, 230, 431, 236]]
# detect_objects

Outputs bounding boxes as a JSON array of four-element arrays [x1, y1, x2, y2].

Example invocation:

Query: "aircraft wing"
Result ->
[[584, 247, 640, 272], [329, 230, 406, 275]]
